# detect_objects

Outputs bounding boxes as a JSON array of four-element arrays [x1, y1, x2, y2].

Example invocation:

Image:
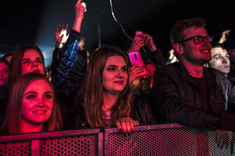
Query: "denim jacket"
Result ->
[[51, 29, 87, 121]]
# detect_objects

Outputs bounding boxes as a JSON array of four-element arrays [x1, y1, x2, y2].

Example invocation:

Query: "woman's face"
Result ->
[[102, 56, 128, 95], [21, 79, 53, 126], [0, 62, 8, 86], [21, 49, 45, 75], [209, 47, 230, 74]]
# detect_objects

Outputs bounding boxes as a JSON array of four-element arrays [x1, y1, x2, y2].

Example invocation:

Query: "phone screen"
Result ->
[[128, 52, 144, 67]]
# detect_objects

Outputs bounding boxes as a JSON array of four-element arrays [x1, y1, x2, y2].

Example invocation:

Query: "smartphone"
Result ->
[[135, 31, 143, 37], [128, 52, 144, 67]]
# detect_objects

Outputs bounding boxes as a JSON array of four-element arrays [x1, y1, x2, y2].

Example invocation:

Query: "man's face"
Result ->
[[209, 47, 230, 74], [180, 26, 212, 65]]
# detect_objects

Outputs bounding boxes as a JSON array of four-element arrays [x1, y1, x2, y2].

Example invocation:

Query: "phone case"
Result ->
[[128, 52, 144, 67]]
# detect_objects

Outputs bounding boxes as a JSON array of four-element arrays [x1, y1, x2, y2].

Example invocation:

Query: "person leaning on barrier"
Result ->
[[152, 17, 235, 132], [67, 46, 160, 134]]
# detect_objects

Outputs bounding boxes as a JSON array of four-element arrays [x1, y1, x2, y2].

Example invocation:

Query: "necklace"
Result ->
[[103, 105, 111, 111]]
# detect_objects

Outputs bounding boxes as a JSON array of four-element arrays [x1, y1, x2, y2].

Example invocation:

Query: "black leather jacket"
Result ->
[[152, 62, 226, 130]]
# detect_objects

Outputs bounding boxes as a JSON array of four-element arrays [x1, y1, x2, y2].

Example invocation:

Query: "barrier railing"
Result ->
[[0, 123, 234, 156], [0, 128, 103, 156]]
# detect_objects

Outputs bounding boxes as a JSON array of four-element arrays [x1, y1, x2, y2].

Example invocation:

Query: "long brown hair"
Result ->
[[75, 46, 133, 128], [1, 73, 62, 134], [7, 44, 46, 91]]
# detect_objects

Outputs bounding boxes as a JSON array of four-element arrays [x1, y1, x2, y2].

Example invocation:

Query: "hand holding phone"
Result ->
[[128, 52, 148, 78]]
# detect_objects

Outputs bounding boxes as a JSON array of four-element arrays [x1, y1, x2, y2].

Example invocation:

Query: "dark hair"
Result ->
[[1, 73, 62, 134], [2, 52, 13, 62], [0, 58, 9, 67], [170, 18, 207, 46], [224, 38, 235, 52], [212, 42, 225, 49]]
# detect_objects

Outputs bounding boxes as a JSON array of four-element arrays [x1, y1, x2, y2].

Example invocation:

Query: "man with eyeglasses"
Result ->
[[152, 18, 235, 132]]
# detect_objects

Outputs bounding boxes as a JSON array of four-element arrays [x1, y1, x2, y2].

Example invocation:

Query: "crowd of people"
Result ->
[[0, 0, 235, 140]]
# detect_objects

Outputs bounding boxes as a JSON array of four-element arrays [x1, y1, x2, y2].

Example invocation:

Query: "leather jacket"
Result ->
[[213, 69, 235, 113], [152, 62, 226, 130]]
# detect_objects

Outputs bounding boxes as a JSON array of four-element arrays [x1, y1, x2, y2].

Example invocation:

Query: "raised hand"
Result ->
[[55, 24, 69, 48]]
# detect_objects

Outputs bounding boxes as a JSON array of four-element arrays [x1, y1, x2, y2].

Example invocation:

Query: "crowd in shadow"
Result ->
[[0, 0, 235, 154]]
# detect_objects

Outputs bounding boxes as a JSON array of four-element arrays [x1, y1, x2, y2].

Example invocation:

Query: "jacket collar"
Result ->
[[178, 62, 217, 89]]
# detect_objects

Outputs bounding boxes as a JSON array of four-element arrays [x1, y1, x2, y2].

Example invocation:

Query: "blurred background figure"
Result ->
[[7, 44, 46, 91], [2, 52, 13, 63], [78, 36, 90, 64], [51, 24, 69, 77], [0, 58, 9, 127], [0, 58, 9, 87], [166, 49, 179, 65], [55, 24, 69, 49], [206, 43, 230, 76], [0, 73, 62, 134], [51, 0, 87, 127], [223, 33, 235, 85], [218, 30, 231, 44]]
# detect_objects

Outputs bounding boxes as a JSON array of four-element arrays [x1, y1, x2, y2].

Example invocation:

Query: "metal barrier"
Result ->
[[0, 128, 103, 156], [0, 123, 235, 156]]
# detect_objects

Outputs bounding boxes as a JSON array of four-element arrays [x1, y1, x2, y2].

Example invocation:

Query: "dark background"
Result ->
[[0, 0, 234, 66]]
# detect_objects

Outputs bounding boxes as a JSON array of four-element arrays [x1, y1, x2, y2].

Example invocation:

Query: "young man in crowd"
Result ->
[[152, 18, 235, 132]]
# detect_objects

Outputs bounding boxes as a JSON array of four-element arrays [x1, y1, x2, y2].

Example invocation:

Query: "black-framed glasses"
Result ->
[[177, 35, 213, 44]]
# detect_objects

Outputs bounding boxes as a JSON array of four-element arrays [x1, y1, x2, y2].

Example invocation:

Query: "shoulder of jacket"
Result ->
[[156, 62, 182, 79]]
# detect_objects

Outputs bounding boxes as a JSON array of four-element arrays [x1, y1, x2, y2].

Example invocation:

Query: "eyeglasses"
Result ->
[[177, 35, 213, 44]]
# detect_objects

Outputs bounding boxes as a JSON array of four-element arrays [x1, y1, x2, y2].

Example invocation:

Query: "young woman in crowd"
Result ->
[[67, 46, 159, 133], [0, 58, 9, 88], [7, 44, 46, 91], [0, 58, 9, 126], [1, 73, 62, 134]]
